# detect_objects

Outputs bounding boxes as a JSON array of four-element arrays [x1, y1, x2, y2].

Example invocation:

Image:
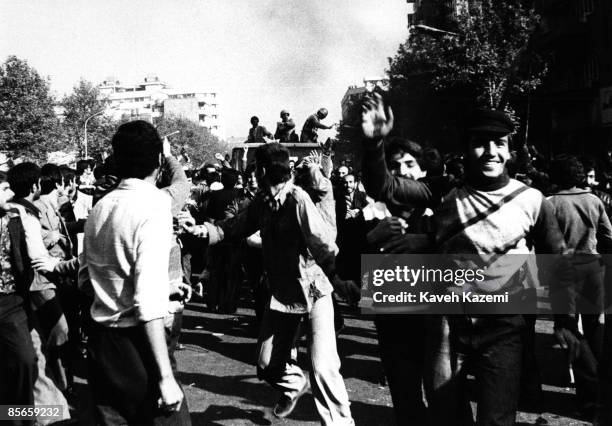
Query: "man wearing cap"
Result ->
[[359, 93, 575, 425], [300, 108, 334, 143], [274, 110, 297, 142]]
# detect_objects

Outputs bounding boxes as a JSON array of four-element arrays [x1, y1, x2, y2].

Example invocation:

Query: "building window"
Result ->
[[582, 54, 600, 88], [577, 0, 594, 22], [198, 102, 206, 108], [212, 114, 218, 119]]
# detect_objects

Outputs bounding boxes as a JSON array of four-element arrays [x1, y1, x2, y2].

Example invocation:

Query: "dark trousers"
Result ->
[[570, 260, 604, 407], [374, 315, 427, 425], [428, 315, 524, 426], [520, 315, 542, 409], [87, 323, 191, 426], [242, 246, 267, 325], [601, 314, 612, 424], [0, 294, 37, 426], [208, 244, 241, 313]]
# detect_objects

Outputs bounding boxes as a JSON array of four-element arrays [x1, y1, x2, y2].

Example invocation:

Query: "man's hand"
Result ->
[[214, 152, 224, 161], [47, 230, 62, 246], [361, 93, 394, 140], [177, 211, 196, 228], [333, 277, 361, 308], [158, 376, 184, 413], [31, 257, 60, 273], [178, 211, 204, 236], [170, 282, 193, 303], [554, 327, 581, 362], [193, 281, 204, 298], [320, 138, 334, 155], [366, 217, 405, 245], [346, 209, 360, 219], [300, 150, 322, 169]]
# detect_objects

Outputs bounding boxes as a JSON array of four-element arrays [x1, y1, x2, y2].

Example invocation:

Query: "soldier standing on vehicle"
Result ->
[[274, 110, 298, 142], [300, 108, 334, 143]]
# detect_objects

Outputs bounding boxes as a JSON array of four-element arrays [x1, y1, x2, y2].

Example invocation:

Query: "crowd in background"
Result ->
[[2, 96, 612, 425]]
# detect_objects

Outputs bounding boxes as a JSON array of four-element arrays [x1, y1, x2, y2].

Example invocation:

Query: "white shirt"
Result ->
[[80, 178, 173, 327]]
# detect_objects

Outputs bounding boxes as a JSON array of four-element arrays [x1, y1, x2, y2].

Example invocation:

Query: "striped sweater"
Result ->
[[434, 179, 550, 293], [362, 140, 570, 294]]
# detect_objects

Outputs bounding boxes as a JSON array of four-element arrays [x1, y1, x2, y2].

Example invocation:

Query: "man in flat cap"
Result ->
[[274, 110, 297, 142], [359, 94, 575, 425], [300, 108, 335, 143]]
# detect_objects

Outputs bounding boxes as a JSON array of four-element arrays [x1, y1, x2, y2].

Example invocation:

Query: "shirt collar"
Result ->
[[264, 181, 293, 211], [117, 178, 159, 192], [38, 193, 58, 211]]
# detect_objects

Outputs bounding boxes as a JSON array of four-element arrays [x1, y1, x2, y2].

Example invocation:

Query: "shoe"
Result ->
[[273, 378, 310, 418]]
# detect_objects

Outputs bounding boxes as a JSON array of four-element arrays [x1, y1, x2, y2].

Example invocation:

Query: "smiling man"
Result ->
[[360, 95, 575, 425]]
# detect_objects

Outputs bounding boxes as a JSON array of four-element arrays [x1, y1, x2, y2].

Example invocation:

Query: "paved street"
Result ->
[[169, 297, 593, 426]]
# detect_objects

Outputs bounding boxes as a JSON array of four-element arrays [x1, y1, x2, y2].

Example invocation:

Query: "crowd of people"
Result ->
[[1, 93, 612, 426]]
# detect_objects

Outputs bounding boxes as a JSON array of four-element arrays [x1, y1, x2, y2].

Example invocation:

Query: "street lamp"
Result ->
[[83, 105, 118, 159], [411, 24, 458, 36]]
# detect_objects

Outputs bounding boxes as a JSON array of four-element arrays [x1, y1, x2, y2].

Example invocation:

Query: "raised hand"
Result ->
[[308, 150, 322, 165], [361, 92, 394, 139], [163, 137, 172, 158]]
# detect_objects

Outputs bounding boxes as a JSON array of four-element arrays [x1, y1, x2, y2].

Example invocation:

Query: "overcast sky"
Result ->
[[0, 0, 408, 140]]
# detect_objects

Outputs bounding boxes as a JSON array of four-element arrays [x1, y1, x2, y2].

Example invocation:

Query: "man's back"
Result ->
[[83, 178, 172, 327], [548, 187, 612, 255]]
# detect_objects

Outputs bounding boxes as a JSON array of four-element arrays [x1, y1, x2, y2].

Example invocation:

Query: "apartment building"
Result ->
[[98, 74, 224, 139]]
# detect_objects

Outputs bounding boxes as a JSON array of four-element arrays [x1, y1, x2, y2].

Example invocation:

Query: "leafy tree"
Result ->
[[387, 0, 548, 149], [155, 114, 229, 168], [0, 56, 61, 160], [61, 79, 118, 161]]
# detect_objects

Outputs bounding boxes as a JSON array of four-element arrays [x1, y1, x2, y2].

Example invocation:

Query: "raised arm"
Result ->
[[181, 195, 262, 245], [263, 126, 274, 139], [158, 140, 191, 216], [360, 93, 447, 209]]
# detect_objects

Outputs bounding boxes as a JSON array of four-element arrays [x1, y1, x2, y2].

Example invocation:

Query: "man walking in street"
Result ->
[[180, 143, 354, 425]]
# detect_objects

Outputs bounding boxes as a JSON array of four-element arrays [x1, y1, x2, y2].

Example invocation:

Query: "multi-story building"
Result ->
[[341, 77, 389, 122], [97, 74, 224, 139], [407, 0, 467, 30], [528, 0, 612, 155]]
